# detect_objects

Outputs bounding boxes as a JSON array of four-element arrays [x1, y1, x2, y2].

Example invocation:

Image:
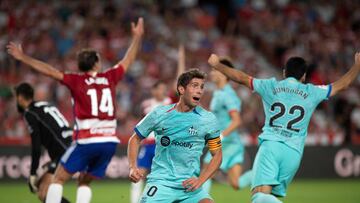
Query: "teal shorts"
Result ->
[[204, 142, 244, 172], [251, 140, 301, 197], [140, 181, 212, 203]]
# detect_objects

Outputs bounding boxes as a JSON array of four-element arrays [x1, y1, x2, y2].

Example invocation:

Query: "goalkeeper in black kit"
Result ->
[[15, 83, 72, 203]]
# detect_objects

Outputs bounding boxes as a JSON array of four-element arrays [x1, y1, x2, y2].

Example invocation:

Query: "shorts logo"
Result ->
[[160, 136, 170, 146], [188, 126, 198, 136]]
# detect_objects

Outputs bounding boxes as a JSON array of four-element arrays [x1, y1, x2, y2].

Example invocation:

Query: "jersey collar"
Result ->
[[286, 77, 300, 83]]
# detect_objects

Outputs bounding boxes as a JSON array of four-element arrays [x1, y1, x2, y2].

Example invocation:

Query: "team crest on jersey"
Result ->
[[188, 126, 198, 136]]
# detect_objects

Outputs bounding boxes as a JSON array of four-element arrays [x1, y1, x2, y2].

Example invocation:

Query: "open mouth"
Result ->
[[193, 96, 200, 101]]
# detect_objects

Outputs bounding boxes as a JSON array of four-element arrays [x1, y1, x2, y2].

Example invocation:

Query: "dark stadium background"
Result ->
[[0, 0, 359, 202]]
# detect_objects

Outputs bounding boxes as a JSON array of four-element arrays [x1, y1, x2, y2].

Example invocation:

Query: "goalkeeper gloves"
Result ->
[[28, 175, 38, 193]]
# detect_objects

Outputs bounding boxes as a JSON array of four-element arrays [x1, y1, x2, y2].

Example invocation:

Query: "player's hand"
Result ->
[[182, 177, 203, 192], [208, 54, 220, 68], [355, 52, 360, 67], [28, 175, 38, 193], [131, 17, 144, 38], [6, 42, 25, 61], [129, 167, 144, 183]]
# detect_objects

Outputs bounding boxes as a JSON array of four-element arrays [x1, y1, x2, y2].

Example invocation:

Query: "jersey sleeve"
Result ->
[[205, 114, 221, 151], [104, 64, 125, 85], [205, 114, 221, 140], [224, 93, 241, 113], [251, 78, 276, 97], [311, 84, 332, 103], [60, 73, 79, 91], [134, 108, 158, 139], [24, 112, 42, 175]]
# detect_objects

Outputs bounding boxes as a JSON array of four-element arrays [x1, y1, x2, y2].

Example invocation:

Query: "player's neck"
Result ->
[[86, 70, 98, 77], [176, 99, 195, 112]]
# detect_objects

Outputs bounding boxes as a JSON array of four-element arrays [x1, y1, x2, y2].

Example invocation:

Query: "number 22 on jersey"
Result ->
[[269, 102, 305, 132], [87, 88, 114, 116]]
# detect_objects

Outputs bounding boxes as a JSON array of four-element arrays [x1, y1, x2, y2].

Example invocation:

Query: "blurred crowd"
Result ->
[[0, 0, 359, 145]]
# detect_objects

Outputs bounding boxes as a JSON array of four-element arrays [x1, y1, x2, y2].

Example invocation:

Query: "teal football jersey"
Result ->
[[210, 84, 242, 145], [252, 77, 331, 154], [135, 104, 220, 188]]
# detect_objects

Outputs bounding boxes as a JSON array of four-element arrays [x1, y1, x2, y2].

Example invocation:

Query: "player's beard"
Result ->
[[17, 104, 25, 114]]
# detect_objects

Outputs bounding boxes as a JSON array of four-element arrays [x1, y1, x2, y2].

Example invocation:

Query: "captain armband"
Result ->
[[207, 137, 222, 151]]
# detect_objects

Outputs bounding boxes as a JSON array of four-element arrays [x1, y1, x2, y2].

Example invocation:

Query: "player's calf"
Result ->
[[38, 173, 53, 201], [228, 176, 240, 190]]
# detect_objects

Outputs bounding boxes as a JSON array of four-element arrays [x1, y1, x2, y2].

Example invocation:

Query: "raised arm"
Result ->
[[173, 44, 186, 91], [7, 42, 63, 81], [330, 52, 360, 97], [117, 17, 144, 72], [208, 54, 253, 89]]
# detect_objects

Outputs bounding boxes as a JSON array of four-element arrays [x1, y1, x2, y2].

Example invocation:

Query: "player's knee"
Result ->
[[53, 174, 67, 185], [77, 173, 93, 186]]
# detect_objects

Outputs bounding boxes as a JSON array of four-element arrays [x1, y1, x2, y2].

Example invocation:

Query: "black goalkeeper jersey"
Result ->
[[23, 101, 72, 175]]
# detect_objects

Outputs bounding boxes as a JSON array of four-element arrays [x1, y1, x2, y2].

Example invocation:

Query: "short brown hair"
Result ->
[[77, 49, 99, 72], [177, 69, 206, 95]]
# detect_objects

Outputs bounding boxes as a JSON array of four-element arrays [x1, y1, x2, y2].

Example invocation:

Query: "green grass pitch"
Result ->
[[0, 179, 359, 203]]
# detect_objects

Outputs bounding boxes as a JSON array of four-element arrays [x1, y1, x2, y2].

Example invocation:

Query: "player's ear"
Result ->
[[300, 73, 306, 83], [94, 61, 101, 71], [178, 86, 185, 96]]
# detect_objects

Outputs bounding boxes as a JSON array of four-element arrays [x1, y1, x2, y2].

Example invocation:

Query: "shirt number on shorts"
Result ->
[[269, 102, 305, 132], [87, 88, 114, 116], [146, 186, 158, 197]]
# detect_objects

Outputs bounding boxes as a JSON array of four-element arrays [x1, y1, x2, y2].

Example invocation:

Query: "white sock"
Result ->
[[76, 185, 92, 203], [46, 183, 63, 203], [131, 180, 143, 203]]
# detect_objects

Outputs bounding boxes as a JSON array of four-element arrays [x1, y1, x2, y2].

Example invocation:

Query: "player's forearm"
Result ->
[[127, 134, 141, 169], [198, 150, 222, 184], [19, 54, 63, 80], [174, 45, 186, 91], [222, 112, 241, 137], [331, 63, 360, 96], [119, 35, 143, 72], [222, 121, 240, 137], [214, 63, 252, 88]]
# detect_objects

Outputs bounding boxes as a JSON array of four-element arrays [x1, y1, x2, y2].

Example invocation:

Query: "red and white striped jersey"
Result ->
[[61, 65, 124, 144], [140, 97, 172, 144]]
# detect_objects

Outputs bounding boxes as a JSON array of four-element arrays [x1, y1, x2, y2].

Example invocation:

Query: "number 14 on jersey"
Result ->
[[87, 88, 114, 116]]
